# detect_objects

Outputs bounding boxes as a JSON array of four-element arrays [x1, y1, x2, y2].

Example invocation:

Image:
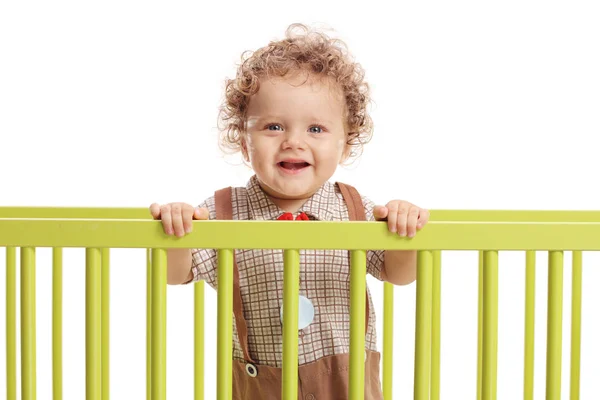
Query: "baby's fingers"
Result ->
[[182, 206, 195, 234], [171, 204, 186, 237], [396, 206, 408, 236], [149, 203, 161, 220], [194, 207, 209, 220], [160, 205, 174, 235], [386, 203, 398, 233], [407, 207, 419, 237], [417, 209, 430, 229], [182, 207, 210, 234], [373, 205, 389, 221], [180, 206, 210, 235]]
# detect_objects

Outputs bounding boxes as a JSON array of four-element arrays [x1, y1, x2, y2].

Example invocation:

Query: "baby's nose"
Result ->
[[282, 131, 306, 148]]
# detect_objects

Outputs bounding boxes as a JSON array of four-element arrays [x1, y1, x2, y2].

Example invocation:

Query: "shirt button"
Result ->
[[305, 394, 316, 400], [245, 363, 258, 377]]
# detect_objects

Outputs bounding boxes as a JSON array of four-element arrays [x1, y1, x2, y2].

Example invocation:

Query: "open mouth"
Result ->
[[278, 161, 310, 170]]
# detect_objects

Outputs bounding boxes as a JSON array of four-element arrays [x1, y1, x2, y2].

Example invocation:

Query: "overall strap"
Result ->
[[337, 182, 367, 221], [214, 187, 255, 363], [336, 182, 371, 336]]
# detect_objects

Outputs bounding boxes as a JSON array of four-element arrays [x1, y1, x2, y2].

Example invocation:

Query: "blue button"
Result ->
[[280, 295, 315, 330]]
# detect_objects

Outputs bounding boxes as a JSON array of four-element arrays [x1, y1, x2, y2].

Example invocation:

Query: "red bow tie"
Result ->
[[277, 212, 309, 221]]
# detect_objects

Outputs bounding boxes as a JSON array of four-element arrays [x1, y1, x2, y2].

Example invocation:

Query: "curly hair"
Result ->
[[217, 23, 374, 163]]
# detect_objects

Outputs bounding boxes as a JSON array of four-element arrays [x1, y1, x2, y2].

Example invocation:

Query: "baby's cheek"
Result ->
[[244, 140, 261, 162], [335, 138, 350, 161]]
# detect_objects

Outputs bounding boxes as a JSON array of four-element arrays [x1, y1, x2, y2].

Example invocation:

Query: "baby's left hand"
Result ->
[[373, 200, 430, 237]]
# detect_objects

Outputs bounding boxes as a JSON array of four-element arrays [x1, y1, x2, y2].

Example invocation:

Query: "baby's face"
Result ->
[[243, 72, 348, 201]]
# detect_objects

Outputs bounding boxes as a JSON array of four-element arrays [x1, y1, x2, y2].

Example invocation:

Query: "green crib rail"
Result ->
[[2, 208, 600, 400]]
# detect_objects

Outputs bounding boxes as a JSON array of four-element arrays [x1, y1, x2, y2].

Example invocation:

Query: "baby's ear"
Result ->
[[241, 136, 250, 162]]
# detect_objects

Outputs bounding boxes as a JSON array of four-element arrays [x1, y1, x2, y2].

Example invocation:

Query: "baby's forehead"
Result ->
[[247, 75, 345, 112]]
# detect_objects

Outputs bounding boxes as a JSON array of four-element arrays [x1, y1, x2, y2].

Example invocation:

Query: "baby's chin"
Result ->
[[258, 178, 321, 200]]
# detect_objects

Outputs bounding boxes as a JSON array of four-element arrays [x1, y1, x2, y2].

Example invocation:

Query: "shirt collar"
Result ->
[[245, 175, 337, 221]]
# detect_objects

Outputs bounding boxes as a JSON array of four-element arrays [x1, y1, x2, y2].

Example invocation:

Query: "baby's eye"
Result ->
[[267, 124, 283, 131], [309, 125, 324, 134]]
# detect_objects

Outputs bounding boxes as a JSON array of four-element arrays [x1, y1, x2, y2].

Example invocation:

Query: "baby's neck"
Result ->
[[266, 195, 310, 214], [255, 178, 316, 213]]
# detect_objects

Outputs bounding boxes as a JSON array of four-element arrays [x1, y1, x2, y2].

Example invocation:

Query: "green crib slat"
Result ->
[[546, 251, 563, 400], [431, 250, 442, 400], [101, 248, 110, 400], [349, 250, 367, 400], [87, 248, 102, 400], [477, 251, 483, 400], [6, 247, 17, 400], [415, 250, 433, 400], [151, 248, 167, 400], [282, 249, 300, 399], [482, 251, 498, 400], [524, 251, 536, 400], [53, 248, 63, 400], [217, 249, 233, 400], [570, 251, 582, 400], [21, 247, 36, 400], [195, 280, 205, 400], [382, 282, 393, 400], [146, 249, 152, 400]]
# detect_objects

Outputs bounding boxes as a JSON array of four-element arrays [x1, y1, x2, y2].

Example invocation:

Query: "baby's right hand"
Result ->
[[149, 202, 209, 237]]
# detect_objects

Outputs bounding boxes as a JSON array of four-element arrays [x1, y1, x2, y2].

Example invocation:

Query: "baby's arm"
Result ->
[[381, 251, 417, 286], [372, 199, 429, 286], [149, 201, 211, 285], [362, 195, 428, 286], [166, 248, 194, 285]]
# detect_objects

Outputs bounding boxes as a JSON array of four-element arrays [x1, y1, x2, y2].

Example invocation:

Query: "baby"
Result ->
[[150, 23, 429, 399]]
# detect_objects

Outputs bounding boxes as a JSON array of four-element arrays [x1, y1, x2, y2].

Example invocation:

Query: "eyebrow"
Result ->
[[247, 115, 337, 125]]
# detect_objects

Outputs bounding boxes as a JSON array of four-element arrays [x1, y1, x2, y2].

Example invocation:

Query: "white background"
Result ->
[[1, 0, 600, 398]]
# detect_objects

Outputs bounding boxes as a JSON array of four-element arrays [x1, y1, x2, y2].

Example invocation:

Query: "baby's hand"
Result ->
[[373, 200, 429, 238], [149, 202, 209, 237]]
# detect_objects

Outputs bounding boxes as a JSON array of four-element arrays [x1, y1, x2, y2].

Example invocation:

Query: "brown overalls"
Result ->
[[214, 183, 384, 400]]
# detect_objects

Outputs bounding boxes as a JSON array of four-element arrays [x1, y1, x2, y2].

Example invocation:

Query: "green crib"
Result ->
[[1, 207, 599, 399]]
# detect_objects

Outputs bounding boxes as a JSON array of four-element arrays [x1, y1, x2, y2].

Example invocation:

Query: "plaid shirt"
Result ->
[[189, 175, 385, 367]]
